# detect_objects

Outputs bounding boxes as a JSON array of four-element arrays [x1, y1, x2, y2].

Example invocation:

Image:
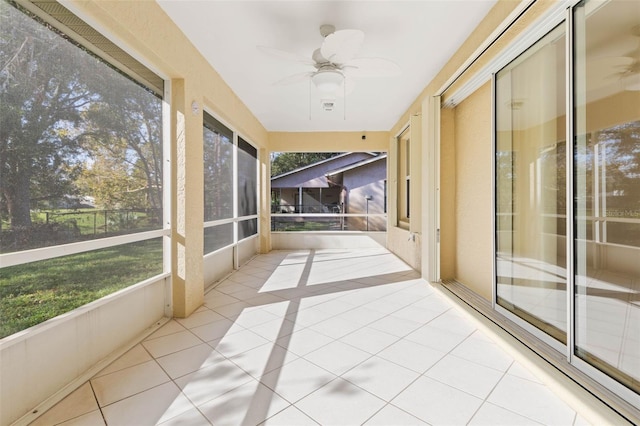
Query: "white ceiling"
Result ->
[[157, 0, 498, 132]]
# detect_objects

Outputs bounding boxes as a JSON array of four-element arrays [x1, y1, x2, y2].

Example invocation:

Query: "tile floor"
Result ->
[[33, 248, 592, 425], [497, 254, 640, 381]]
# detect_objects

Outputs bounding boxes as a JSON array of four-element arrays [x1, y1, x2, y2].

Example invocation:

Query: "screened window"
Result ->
[[203, 113, 258, 255], [203, 113, 233, 222], [0, 0, 165, 338], [238, 137, 258, 218], [398, 129, 411, 225]]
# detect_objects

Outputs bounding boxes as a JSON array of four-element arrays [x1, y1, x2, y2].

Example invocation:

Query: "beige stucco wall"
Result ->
[[452, 82, 493, 300], [385, 0, 523, 277], [269, 131, 389, 152]]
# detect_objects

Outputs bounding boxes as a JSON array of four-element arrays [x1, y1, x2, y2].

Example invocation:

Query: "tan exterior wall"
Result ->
[[269, 131, 389, 152], [385, 0, 522, 277], [452, 82, 493, 300]]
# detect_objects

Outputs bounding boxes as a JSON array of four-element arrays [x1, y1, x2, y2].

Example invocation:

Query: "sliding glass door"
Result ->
[[495, 0, 639, 402], [495, 24, 567, 345], [573, 0, 640, 395]]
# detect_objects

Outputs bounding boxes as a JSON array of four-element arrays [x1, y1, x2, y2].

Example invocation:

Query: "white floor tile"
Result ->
[[369, 315, 423, 337], [450, 331, 514, 372], [249, 318, 300, 341], [229, 342, 299, 379], [203, 291, 241, 308], [424, 354, 505, 399], [275, 328, 334, 356], [259, 358, 336, 403], [390, 304, 442, 324], [313, 299, 358, 316], [58, 410, 105, 426], [363, 404, 428, 425], [307, 315, 363, 339], [487, 374, 577, 425], [342, 356, 420, 401], [303, 340, 371, 376], [426, 309, 478, 337], [233, 306, 280, 328], [286, 307, 332, 328], [377, 338, 446, 373], [210, 301, 252, 320], [198, 379, 290, 426], [189, 317, 245, 342], [209, 329, 270, 358], [337, 306, 387, 326], [506, 361, 544, 384], [573, 412, 593, 426], [176, 309, 225, 329], [144, 320, 186, 340], [142, 330, 203, 358], [174, 359, 254, 406], [469, 402, 542, 425], [295, 378, 386, 425], [157, 407, 210, 425], [391, 376, 484, 425], [94, 344, 153, 378], [404, 322, 470, 353], [91, 360, 170, 407], [101, 382, 195, 425], [257, 300, 294, 317], [262, 405, 319, 425], [35, 249, 607, 426], [339, 326, 399, 355], [156, 343, 226, 379], [30, 383, 98, 426]]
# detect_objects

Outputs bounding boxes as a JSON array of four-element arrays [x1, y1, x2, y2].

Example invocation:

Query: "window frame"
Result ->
[[202, 110, 259, 257], [0, 0, 169, 271]]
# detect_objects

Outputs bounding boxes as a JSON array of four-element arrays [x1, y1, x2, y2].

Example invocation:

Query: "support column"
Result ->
[[171, 78, 204, 318], [258, 148, 271, 253]]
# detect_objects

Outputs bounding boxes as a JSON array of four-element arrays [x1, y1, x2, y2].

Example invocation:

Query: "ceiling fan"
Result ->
[[598, 25, 640, 91], [259, 24, 401, 112]]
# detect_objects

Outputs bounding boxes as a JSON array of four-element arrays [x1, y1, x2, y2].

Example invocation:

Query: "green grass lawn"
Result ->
[[0, 238, 163, 339], [273, 219, 342, 231]]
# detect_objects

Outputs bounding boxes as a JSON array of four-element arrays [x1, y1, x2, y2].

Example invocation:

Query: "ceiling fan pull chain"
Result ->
[[344, 79, 346, 121], [309, 77, 312, 121]]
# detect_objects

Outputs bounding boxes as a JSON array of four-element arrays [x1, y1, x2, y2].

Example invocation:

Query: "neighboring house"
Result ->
[[271, 152, 387, 231]]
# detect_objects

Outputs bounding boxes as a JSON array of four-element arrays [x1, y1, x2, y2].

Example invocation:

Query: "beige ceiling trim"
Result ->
[[15, 0, 163, 96]]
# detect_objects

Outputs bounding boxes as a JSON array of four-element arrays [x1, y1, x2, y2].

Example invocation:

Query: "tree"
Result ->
[[1, 1, 163, 237], [0, 2, 100, 227], [271, 152, 340, 177], [203, 129, 233, 221], [78, 81, 163, 211]]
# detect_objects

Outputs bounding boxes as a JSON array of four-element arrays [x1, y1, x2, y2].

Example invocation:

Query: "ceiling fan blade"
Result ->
[[321, 29, 364, 65], [343, 57, 401, 78], [273, 72, 314, 86], [257, 45, 315, 66]]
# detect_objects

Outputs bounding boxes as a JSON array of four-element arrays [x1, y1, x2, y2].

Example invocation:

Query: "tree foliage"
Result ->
[[203, 129, 233, 221], [0, 2, 98, 226], [0, 1, 163, 235]]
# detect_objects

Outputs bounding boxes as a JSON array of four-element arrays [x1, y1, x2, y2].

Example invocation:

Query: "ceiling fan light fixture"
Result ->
[[311, 70, 344, 99]]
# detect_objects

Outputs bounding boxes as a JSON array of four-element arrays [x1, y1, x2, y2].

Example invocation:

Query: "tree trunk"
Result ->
[[7, 165, 32, 228]]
